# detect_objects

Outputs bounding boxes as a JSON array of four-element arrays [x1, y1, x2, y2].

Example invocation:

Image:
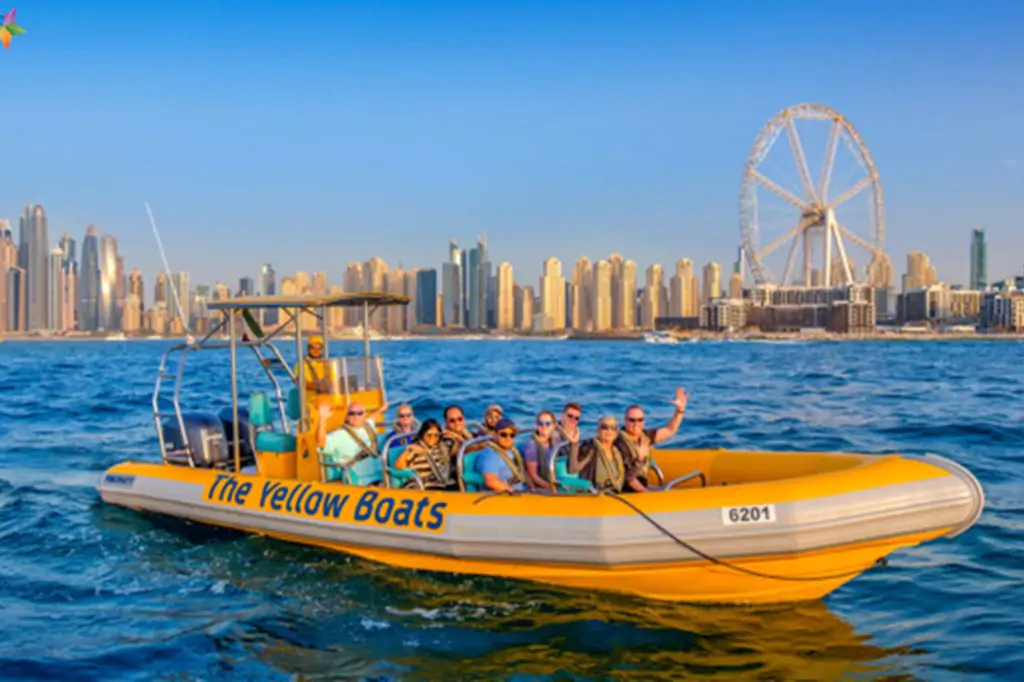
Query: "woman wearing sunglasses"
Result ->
[[568, 416, 627, 492], [394, 418, 452, 489], [522, 410, 558, 490]]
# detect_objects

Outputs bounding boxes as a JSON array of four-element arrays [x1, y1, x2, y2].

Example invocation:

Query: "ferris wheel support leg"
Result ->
[[803, 229, 813, 287], [781, 222, 803, 286], [824, 221, 833, 287], [831, 217, 857, 284]]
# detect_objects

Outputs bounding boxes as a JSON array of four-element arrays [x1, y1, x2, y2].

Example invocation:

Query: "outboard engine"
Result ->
[[161, 413, 230, 468]]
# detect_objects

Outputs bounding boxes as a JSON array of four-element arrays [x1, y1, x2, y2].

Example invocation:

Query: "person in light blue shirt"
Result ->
[[317, 400, 388, 481], [474, 418, 528, 492]]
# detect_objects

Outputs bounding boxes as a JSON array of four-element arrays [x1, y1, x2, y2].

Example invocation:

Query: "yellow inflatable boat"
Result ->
[[97, 293, 985, 605]]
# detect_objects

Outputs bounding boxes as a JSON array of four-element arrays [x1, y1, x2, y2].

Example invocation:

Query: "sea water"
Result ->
[[0, 339, 1021, 680]]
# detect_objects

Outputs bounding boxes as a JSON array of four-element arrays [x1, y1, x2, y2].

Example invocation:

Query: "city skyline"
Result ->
[[2, 3, 1022, 289], [3, 201, 1022, 337]]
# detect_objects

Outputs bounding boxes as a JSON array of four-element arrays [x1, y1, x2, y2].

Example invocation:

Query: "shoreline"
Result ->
[[3, 330, 1022, 343]]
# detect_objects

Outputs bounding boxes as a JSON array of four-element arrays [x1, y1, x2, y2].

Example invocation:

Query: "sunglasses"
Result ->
[[497, 430, 516, 438], [565, 413, 581, 421], [537, 420, 553, 427], [398, 412, 413, 418], [425, 431, 441, 439], [448, 416, 464, 423], [626, 417, 644, 423], [348, 411, 365, 417], [599, 424, 618, 431]]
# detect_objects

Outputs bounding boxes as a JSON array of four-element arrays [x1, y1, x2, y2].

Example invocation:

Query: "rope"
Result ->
[[466, 487, 886, 581], [604, 492, 886, 583]]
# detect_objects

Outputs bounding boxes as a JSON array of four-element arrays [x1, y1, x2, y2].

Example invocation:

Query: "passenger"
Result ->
[[552, 402, 582, 448], [474, 418, 528, 492], [316, 400, 389, 481], [615, 388, 689, 492], [522, 410, 557, 490], [569, 416, 627, 492], [476, 403, 504, 437], [384, 403, 417, 450], [297, 335, 331, 394], [441, 404, 484, 454], [394, 418, 451, 489]]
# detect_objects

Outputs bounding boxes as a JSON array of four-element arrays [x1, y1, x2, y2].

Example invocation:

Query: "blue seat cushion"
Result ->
[[344, 457, 383, 486], [286, 388, 301, 421], [462, 452, 486, 492], [249, 391, 274, 427], [388, 468, 417, 487], [555, 460, 592, 492], [256, 431, 297, 453]]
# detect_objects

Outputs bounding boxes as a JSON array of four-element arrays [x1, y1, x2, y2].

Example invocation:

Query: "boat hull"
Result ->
[[97, 449, 984, 605]]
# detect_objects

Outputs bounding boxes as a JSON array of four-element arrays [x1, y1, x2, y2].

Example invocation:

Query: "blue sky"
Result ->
[[2, 0, 1022, 295]]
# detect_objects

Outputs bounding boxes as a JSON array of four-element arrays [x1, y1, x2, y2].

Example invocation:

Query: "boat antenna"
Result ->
[[145, 202, 194, 344]]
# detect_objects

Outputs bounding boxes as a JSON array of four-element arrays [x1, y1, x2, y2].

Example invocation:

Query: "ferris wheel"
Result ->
[[739, 104, 885, 287]]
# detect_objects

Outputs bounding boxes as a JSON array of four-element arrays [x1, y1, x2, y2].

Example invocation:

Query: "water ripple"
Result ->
[[0, 338, 1021, 680]]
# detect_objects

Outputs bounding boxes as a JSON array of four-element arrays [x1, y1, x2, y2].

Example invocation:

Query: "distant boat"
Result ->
[[105, 332, 127, 342], [643, 331, 678, 345]]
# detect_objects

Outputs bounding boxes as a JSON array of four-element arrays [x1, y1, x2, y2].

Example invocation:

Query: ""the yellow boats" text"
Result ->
[[204, 474, 448, 532]]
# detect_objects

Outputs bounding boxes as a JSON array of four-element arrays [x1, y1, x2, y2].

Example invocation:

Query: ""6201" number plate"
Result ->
[[721, 504, 777, 525]]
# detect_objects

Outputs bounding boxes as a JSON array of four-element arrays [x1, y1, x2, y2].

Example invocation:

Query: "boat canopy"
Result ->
[[206, 292, 410, 311]]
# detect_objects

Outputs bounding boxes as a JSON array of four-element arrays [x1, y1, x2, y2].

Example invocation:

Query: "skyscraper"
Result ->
[[496, 262, 515, 331], [539, 257, 566, 332], [259, 263, 277, 325], [670, 259, 698, 317], [342, 262, 364, 326], [0, 221, 14, 334], [98, 234, 119, 330], [154, 272, 169, 308], [129, 269, 145, 310], [170, 271, 190, 328], [608, 254, 637, 330], [571, 257, 592, 331], [442, 242, 464, 328], [466, 236, 490, 330], [18, 204, 49, 330], [385, 269, 406, 334], [363, 257, 388, 331], [238, 276, 254, 297], [970, 227, 987, 291], [403, 269, 419, 331], [702, 261, 722, 304], [78, 225, 100, 331], [902, 252, 936, 292], [47, 247, 66, 332], [448, 240, 467, 326], [415, 268, 438, 327], [591, 259, 612, 332], [59, 232, 76, 269], [641, 264, 666, 328]]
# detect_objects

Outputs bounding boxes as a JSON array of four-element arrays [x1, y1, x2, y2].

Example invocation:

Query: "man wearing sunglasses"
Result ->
[[316, 400, 389, 481], [384, 404, 417, 450], [552, 402, 582, 448], [474, 418, 528, 493], [477, 403, 504, 437], [616, 387, 689, 492]]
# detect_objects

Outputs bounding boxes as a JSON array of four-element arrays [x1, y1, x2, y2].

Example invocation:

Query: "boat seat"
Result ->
[[249, 390, 298, 453], [461, 450, 487, 492], [342, 456, 384, 487], [378, 432, 421, 488], [553, 459, 594, 493]]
